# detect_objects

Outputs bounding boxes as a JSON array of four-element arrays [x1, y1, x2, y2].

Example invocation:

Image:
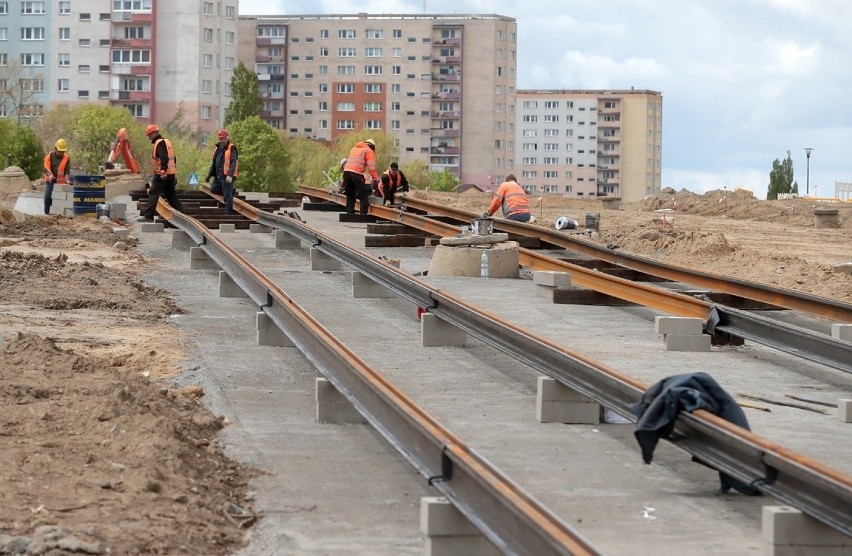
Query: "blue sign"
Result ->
[[188, 172, 199, 187]]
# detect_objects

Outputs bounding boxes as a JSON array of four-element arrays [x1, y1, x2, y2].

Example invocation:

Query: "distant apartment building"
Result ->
[[0, 0, 236, 135], [237, 13, 517, 186], [515, 89, 662, 202]]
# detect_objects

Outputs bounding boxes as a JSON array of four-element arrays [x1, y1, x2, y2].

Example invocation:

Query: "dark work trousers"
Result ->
[[343, 171, 369, 214], [213, 177, 236, 214], [144, 175, 183, 217], [44, 181, 55, 214], [382, 184, 397, 206]]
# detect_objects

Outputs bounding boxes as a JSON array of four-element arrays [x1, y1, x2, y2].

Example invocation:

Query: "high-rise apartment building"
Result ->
[[516, 89, 662, 202], [238, 13, 517, 186], [0, 0, 236, 134]]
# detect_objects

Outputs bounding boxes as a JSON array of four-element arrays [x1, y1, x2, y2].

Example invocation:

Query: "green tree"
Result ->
[[400, 159, 429, 191], [429, 169, 461, 192], [229, 116, 291, 192], [0, 119, 42, 178], [224, 62, 263, 127], [767, 150, 798, 200], [284, 136, 335, 188]]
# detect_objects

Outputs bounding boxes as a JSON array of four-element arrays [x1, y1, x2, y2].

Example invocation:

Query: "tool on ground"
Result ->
[[784, 393, 838, 408]]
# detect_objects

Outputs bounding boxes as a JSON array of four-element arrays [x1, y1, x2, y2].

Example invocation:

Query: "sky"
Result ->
[[239, 0, 852, 200]]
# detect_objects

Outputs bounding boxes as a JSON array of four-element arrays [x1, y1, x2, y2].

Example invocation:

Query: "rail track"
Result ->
[[146, 190, 852, 551]]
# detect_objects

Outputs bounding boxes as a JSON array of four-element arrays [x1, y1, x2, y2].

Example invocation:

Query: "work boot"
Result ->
[[137, 215, 154, 222]]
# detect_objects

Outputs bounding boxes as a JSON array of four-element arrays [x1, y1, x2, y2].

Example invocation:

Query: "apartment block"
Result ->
[[238, 13, 517, 186], [516, 89, 662, 202], [0, 0, 236, 135]]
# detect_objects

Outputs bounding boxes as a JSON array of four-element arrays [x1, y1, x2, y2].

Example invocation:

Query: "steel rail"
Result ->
[[214, 194, 852, 538], [154, 199, 600, 556], [296, 187, 852, 374], [395, 193, 852, 323]]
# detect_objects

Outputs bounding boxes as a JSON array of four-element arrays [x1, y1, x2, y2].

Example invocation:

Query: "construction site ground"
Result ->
[[0, 185, 850, 554]]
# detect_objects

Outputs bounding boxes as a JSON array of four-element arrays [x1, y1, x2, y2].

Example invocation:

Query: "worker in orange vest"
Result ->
[[378, 162, 409, 206], [206, 129, 239, 215], [342, 138, 378, 214], [43, 138, 71, 215], [483, 174, 532, 222], [138, 124, 183, 222]]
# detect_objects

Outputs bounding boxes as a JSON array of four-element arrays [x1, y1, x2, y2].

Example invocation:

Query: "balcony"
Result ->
[[261, 91, 285, 100], [256, 37, 287, 46], [255, 55, 282, 63], [112, 11, 152, 23], [432, 73, 460, 82], [432, 91, 461, 100], [109, 89, 151, 101], [434, 38, 462, 47], [431, 56, 462, 64], [429, 164, 461, 175], [597, 135, 620, 142], [111, 38, 152, 48], [111, 63, 151, 76], [598, 119, 621, 128], [431, 129, 460, 137], [431, 110, 460, 119], [430, 146, 460, 155]]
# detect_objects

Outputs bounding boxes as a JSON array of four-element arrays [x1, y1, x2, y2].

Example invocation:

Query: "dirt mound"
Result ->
[[0, 333, 256, 555], [0, 214, 136, 247]]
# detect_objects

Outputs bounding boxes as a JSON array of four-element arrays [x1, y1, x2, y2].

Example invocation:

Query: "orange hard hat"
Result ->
[[145, 124, 159, 135]]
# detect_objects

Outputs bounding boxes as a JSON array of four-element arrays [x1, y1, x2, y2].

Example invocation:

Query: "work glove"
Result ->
[[383, 200, 391, 207], [482, 212, 490, 219], [225, 176, 233, 184]]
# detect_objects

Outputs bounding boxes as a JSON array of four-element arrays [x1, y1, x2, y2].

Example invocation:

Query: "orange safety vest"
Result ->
[[223, 143, 239, 177], [379, 170, 401, 196], [43, 151, 70, 184], [151, 137, 177, 175], [343, 142, 378, 181], [488, 180, 531, 217]]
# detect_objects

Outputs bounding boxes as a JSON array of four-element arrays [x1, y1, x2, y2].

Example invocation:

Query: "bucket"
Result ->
[[73, 175, 106, 218], [471, 217, 494, 235], [96, 203, 111, 219], [584, 212, 600, 231]]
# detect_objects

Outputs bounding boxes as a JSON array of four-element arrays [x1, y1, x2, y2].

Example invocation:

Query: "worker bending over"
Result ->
[[483, 174, 531, 222]]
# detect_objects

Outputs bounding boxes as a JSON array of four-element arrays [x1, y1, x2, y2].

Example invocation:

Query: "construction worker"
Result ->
[[206, 129, 239, 215], [342, 138, 378, 215], [43, 139, 71, 215], [379, 162, 409, 206], [138, 124, 182, 222], [483, 174, 531, 222]]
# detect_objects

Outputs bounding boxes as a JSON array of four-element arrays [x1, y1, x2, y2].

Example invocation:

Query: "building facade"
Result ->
[[515, 89, 662, 203], [238, 13, 517, 187], [0, 0, 236, 134]]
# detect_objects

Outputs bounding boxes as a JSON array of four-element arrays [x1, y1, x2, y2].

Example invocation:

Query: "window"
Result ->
[[393, 29, 402, 38], [364, 83, 381, 93], [318, 65, 328, 75], [21, 1, 46, 13], [338, 47, 356, 57], [58, 1, 69, 13], [0, 53, 5, 66], [201, 80, 212, 93], [365, 120, 381, 129], [523, 129, 537, 138], [337, 66, 354, 75], [544, 115, 559, 123], [522, 143, 537, 151], [0, 28, 5, 41], [320, 29, 328, 39], [365, 47, 382, 57], [544, 157, 559, 165], [0, 2, 7, 14], [21, 27, 45, 40], [523, 115, 537, 123], [392, 47, 401, 57], [522, 157, 537, 164], [57, 78, 69, 91], [544, 129, 559, 137], [78, 64, 90, 72], [391, 84, 400, 93], [203, 1, 212, 14], [79, 11, 90, 20], [257, 26, 285, 37], [392, 66, 401, 75], [544, 143, 559, 151], [364, 65, 381, 75], [225, 5, 235, 18], [20, 53, 45, 66], [99, 38, 110, 46], [523, 101, 538, 109], [336, 83, 354, 93], [58, 53, 70, 66], [202, 54, 212, 68], [124, 26, 144, 39], [337, 120, 355, 129], [336, 102, 355, 111], [78, 90, 89, 99], [224, 57, 234, 70], [203, 28, 213, 42], [522, 171, 537, 179], [79, 38, 91, 46], [318, 101, 328, 111], [366, 29, 383, 39], [225, 31, 234, 45], [99, 12, 110, 20], [338, 29, 355, 39], [202, 106, 211, 120], [364, 102, 381, 111], [319, 48, 328, 57], [112, 50, 150, 63]]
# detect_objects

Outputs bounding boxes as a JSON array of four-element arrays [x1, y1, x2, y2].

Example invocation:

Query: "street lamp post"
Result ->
[[804, 147, 814, 196]]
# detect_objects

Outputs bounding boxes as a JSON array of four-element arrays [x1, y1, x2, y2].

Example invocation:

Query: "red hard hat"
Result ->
[[145, 124, 159, 135], [217, 129, 229, 140]]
